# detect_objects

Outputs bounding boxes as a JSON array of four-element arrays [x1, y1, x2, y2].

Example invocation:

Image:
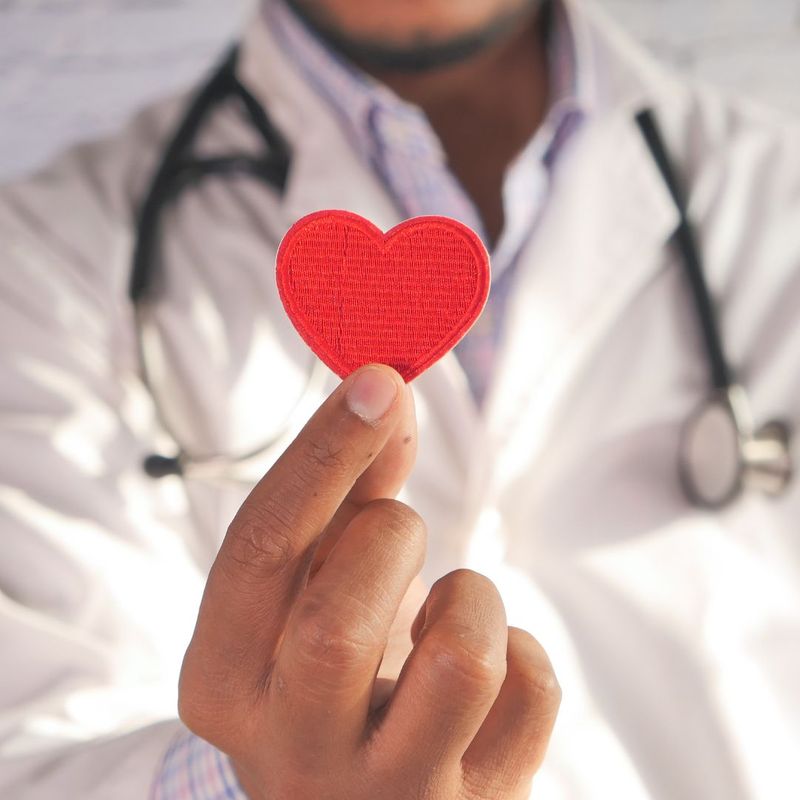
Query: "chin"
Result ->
[[285, 0, 542, 73], [286, 0, 540, 46]]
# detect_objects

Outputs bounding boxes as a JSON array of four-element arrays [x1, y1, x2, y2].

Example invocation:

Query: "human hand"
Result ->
[[178, 365, 560, 799]]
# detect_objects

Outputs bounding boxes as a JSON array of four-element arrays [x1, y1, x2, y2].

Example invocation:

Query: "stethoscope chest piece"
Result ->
[[679, 385, 793, 509]]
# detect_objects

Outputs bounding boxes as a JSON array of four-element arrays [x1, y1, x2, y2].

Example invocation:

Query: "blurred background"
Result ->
[[1, 0, 799, 182]]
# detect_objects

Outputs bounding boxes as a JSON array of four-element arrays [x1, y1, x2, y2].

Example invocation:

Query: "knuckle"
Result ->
[[362, 499, 427, 553], [508, 628, 562, 713], [431, 568, 501, 606], [418, 570, 507, 694], [517, 662, 562, 713], [177, 692, 250, 760], [177, 654, 248, 744], [177, 690, 209, 735], [291, 601, 371, 672], [462, 770, 508, 800], [464, 770, 532, 800], [424, 628, 506, 691], [225, 500, 299, 580], [177, 686, 226, 743]]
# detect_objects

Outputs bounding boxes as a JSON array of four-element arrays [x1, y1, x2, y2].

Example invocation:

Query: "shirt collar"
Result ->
[[262, 0, 590, 173], [262, 0, 437, 168]]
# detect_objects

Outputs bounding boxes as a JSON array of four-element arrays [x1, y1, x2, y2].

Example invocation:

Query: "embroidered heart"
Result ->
[[276, 210, 491, 382]]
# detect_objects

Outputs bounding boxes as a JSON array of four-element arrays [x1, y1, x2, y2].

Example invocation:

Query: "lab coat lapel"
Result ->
[[486, 110, 680, 492], [477, 0, 685, 492]]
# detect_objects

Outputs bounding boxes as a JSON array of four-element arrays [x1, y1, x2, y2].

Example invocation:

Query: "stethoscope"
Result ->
[[132, 45, 793, 509], [131, 45, 328, 486]]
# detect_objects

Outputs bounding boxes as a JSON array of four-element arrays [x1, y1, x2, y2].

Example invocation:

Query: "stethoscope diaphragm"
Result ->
[[679, 385, 793, 509]]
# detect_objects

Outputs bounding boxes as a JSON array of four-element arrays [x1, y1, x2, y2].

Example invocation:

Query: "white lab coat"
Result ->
[[1, 1, 798, 798]]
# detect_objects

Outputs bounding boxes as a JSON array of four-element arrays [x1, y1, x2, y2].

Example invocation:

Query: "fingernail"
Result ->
[[346, 368, 399, 424]]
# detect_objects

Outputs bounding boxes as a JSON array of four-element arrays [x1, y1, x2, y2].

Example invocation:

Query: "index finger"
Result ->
[[185, 364, 413, 695]]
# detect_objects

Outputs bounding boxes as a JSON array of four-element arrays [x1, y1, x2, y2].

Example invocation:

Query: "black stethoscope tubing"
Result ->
[[635, 109, 732, 392], [130, 46, 291, 304]]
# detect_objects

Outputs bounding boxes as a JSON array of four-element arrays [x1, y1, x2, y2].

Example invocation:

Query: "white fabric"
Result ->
[[1, 0, 799, 797]]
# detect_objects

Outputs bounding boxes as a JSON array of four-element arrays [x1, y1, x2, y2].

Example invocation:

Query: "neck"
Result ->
[[361, 9, 550, 244]]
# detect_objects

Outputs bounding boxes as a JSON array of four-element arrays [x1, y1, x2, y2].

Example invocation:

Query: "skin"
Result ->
[[179, 366, 561, 799], [287, 0, 550, 244], [288, 0, 542, 44], [179, 4, 559, 796]]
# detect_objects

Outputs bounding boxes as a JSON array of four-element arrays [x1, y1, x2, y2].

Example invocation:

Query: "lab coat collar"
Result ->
[[234, 0, 681, 227], [562, 0, 686, 116], [237, 12, 405, 234]]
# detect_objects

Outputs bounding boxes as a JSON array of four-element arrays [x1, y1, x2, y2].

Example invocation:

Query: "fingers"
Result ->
[[461, 627, 561, 796], [307, 385, 417, 577], [181, 365, 413, 718], [375, 570, 508, 771], [268, 499, 427, 759]]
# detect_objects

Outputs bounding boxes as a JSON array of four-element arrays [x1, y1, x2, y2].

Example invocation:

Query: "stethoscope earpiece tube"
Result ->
[[130, 47, 241, 304], [130, 44, 291, 304]]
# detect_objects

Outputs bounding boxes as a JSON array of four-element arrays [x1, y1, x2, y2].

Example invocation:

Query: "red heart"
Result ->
[[276, 210, 491, 382]]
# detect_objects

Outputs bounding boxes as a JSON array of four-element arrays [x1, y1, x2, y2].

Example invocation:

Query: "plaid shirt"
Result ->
[[152, 1, 585, 797]]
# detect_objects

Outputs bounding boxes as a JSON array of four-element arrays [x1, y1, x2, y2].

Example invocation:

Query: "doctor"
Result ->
[[0, 0, 799, 797]]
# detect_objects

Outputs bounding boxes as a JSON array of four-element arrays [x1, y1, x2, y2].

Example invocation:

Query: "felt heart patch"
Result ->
[[276, 210, 490, 382]]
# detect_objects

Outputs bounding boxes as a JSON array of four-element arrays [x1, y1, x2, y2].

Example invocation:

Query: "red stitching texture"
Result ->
[[276, 210, 491, 382]]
